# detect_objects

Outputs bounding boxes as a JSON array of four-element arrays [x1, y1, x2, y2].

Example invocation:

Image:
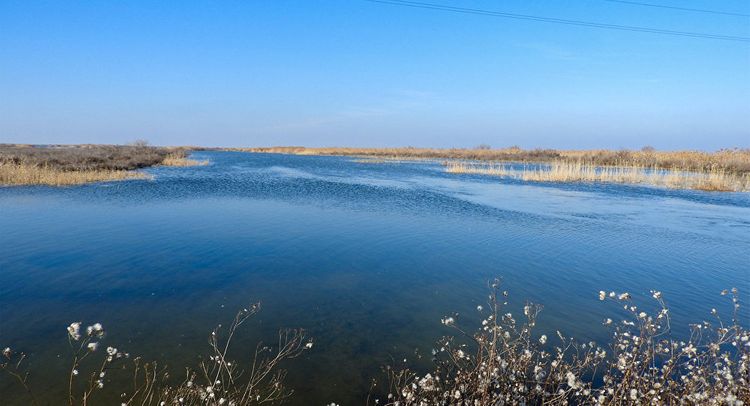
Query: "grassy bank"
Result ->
[[1, 284, 747, 405], [0, 144, 204, 186]]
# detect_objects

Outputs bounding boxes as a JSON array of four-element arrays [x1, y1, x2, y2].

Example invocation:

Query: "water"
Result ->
[[1, 151, 749, 404]]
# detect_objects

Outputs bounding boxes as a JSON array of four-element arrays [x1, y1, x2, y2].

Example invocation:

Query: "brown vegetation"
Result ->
[[0, 164, 149, 186], [235, 146, 750, 192], [0, 144, 200, 186], [160, 153, 209, 167], [237, 146, 750, 176], [446, 161, 750, 192], [0, 144, 173, 171], [235, 146, 563, 164]]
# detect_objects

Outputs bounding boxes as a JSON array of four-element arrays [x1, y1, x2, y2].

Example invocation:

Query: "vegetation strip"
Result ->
[[445, 161, 750, 192], [0, 144, 205, 186], [160, 153, 209, 167], [237, 146, 750, 192]]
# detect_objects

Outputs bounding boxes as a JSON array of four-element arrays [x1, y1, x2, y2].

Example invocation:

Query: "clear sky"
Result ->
[[1, 0, 748, 149]]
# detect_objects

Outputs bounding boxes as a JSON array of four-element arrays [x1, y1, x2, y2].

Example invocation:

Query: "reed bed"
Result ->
[[0, 163, 149, 186], [236, 146, 750, 176], [236, 146, 562, 164], [351, 156, 435, 164], [352, 158, 390, 164], [445, 162, 510, 177], [160, 153, 209, 167], [562, 148, 750, 175], [444, 161, 750, 192]]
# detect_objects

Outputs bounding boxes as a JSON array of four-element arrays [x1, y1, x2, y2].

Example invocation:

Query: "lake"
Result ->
[[1, 151, 749, 404]]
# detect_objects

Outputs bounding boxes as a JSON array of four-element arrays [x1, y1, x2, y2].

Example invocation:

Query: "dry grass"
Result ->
[[444, 161, 750, 192], [237, 146, 750, 176], [160, 153, 209, 167], [0, 163, 150, 186]]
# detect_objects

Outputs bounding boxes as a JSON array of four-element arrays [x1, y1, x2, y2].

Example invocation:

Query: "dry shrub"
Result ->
[[1, 304, 312, 406], [0, 144, 172, 172], [2, 284, 748, 405], [0, 144, 203, 186], [376, 281, 749, 405]]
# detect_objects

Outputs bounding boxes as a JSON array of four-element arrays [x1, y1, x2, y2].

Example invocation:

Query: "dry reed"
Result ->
[[160, 153, 209, 167], [351, 157, 432, 164], [444, 161, 750, 192], [0, 163, 149, 186], [445, 162, 510, 177], [234, 146, 750, 176]]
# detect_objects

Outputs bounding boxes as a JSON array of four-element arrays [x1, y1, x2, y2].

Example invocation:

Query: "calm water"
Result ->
[[1, 151, 749, 404]]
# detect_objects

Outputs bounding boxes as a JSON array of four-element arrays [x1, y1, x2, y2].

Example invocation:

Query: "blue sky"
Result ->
[[1, 0, 748, 149]]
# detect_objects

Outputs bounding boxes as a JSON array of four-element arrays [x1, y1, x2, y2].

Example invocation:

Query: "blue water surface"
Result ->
[[1, 151, 749, 404]]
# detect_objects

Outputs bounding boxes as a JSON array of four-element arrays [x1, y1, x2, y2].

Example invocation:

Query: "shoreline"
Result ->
[[4, 144, 749, 191]]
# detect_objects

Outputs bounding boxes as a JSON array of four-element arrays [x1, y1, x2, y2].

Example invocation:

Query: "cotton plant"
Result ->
[[2, 303, 312, 406], [377, 281, 749, 405]]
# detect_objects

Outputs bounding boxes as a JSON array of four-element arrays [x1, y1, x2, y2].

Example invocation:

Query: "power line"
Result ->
[[365, 0, 750, 42], [602, 0, 750, 18]]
